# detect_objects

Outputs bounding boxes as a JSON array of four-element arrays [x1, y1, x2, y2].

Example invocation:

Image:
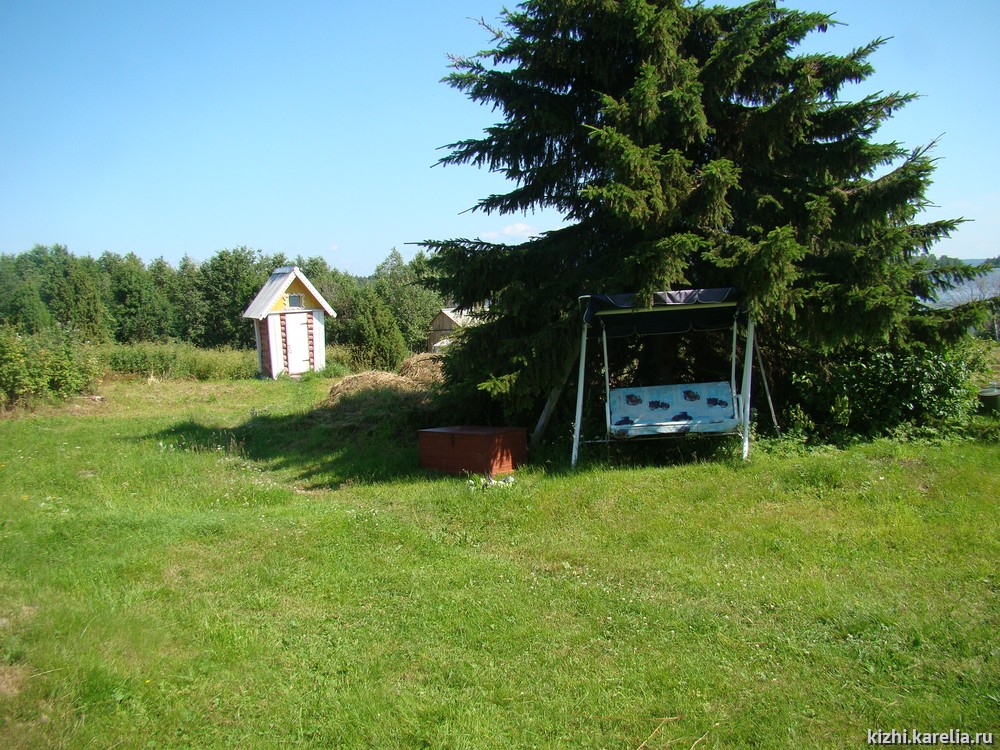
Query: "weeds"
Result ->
[[94, 341, 258, 380]]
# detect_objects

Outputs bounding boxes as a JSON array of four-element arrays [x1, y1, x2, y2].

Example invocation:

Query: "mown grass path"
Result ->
[[1, 379, 998, 748]]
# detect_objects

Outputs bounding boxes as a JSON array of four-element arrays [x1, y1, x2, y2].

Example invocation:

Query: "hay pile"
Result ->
[[326, 370, 421, 404], [398, 353, 443, 387], [323, 369, 436, 437]]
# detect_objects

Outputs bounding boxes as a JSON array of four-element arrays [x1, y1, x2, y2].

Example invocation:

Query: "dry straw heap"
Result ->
[[326, 371, 423, 403], [397, 353, 443, 387], [321, 355, 443, 436]]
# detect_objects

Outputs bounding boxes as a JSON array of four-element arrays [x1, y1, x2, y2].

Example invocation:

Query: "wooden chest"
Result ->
[[418, 426, 527, 476]]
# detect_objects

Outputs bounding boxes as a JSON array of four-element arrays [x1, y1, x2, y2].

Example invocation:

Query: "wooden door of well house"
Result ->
[[285, 312, 312, 374]]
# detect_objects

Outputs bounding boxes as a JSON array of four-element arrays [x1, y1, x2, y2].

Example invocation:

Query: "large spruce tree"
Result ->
[[423, 0, 976, 429]]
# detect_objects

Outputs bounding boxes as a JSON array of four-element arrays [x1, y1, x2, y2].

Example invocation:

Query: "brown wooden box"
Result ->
[[418, 426, 527, 476]]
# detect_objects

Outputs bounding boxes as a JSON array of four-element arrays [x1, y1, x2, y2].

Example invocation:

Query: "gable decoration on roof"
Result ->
[[242, 266, 335, 320]]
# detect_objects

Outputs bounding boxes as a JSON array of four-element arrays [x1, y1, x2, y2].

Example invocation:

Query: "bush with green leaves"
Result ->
[[0, 325, 99, 408], [789, 342, 985, 437]]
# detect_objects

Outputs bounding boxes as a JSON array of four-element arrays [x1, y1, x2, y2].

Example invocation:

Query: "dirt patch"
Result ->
[[0, 665, 28, 698], [0, 605, 37, 631]]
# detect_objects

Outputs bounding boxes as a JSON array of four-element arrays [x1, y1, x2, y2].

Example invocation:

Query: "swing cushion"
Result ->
[[608, 381, 741, 438]]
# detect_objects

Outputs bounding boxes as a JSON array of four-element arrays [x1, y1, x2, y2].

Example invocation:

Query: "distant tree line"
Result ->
[[0, 244, 445, 368], [927, 253, 1000, 269], [924, 254, 1000, 341]]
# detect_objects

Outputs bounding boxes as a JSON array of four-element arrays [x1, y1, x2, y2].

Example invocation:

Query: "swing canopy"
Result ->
[[571, 287, 755, 466], [582, 287, 740, 337]]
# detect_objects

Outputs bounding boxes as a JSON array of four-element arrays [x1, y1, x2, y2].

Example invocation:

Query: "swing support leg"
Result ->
[[530, 341, 581, 450], [601, 323, 611, 435], [571, 322, 588, 468], [741, 316, 755, 460]]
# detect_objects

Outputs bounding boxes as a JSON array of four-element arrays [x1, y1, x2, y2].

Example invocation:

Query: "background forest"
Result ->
[[0, 244, 448, 408], [0, 244, 444, 359]]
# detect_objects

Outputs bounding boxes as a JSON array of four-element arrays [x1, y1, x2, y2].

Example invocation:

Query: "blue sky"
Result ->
[[1, 1, 997, 275]]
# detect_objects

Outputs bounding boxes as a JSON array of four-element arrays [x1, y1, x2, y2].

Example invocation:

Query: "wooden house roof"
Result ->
[[431, 307, 476, 329]]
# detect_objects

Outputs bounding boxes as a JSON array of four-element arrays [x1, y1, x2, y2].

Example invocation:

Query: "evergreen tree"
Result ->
[[148, 257, 180, 338], [46, 253, 112, 342], [424, 0, 973, 427], [7, 287, 53, 334], [21, 245, 73, 300], [348, 286, 408, 371], [0, 256, 51, 333]]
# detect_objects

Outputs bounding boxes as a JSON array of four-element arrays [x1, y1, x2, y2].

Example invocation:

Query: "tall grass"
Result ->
[[92, 342, 354, 381], [93, 341, 257, 380]]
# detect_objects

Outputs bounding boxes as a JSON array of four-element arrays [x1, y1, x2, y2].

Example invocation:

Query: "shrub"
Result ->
[[789, 342, 985, 437], [0, 325, 98, 408], [347, 288, 408, 372], [0, 326, 43, 406], [103, 343, 177, 376]]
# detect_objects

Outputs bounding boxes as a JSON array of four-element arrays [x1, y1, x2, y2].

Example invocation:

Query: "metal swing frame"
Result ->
[[570, 288, 755, 467]]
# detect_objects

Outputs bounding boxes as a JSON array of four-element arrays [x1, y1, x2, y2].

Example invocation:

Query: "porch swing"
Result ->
[[570, 287, 755, 467]]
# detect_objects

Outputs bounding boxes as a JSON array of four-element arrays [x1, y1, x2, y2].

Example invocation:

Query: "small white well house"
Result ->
[[242, 266, 336, 378]]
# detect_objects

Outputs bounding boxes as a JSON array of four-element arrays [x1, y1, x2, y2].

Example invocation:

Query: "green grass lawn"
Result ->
[[1, 378, 998, 748]]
